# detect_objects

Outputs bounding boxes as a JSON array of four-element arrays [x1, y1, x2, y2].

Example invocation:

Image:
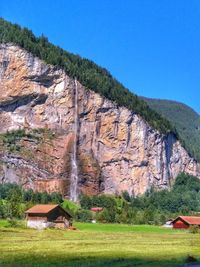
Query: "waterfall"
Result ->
[[70, 78, 79, 202]]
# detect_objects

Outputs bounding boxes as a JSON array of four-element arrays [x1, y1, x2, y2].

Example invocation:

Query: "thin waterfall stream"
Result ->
[[70, 78, 79, 202]]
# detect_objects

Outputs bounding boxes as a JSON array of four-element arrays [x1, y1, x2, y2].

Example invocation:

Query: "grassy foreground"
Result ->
[[0, 221, 199, 267]]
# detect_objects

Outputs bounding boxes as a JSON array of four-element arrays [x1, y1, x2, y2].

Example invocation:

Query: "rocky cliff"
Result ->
[[0, 44, 200, 198]]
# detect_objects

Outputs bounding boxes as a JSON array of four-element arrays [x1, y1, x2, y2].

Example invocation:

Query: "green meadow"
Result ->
[[0, 221, 200, 267]]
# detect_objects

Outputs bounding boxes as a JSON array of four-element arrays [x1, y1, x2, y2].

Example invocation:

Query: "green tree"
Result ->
[[6, 187, 23, 218], [75, 209, 93, 222]]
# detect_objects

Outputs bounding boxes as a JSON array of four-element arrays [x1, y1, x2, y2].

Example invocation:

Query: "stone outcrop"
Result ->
[[0, 43, 200, 197]]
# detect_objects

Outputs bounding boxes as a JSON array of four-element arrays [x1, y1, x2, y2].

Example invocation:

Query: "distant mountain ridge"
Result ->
[[142, 97, 200, 162]]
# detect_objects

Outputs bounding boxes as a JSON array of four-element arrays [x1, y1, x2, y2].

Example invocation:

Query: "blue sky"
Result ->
[[1, 0, 200, 114]]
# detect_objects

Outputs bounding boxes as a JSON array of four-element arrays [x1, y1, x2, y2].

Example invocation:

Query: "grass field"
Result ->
[[0, 220, 200, 267]]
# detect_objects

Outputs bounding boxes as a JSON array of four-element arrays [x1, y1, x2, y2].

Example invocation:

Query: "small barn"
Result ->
[[172, 216, 200, 229], [25, 204, 72, 229], [90, 207, 103, 213]]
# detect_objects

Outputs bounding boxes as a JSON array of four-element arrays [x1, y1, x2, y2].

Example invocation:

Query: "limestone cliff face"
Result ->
[[0, 44, 200, 197]]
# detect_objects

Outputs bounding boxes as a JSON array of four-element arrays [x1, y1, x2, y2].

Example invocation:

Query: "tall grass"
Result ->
[[0, 221, 199, 267]]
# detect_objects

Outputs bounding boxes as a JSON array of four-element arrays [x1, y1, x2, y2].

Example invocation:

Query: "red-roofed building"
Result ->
[[25, 204, 72, 229], [172, 216, 200, 229], [90, 207, 103, 213]]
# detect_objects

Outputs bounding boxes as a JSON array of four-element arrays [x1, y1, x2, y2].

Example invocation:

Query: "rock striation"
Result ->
[[0, 43, 200, 197]]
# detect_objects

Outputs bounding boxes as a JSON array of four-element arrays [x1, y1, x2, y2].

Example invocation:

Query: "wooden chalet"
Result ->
[[25, 204, 72, 229], [172, 216, 200, 229]]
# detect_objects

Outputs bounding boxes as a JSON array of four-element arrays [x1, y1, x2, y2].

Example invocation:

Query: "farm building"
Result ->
[[90, 207, 103, 213], [162, 219, 173, 228], [25, 204, 72, 229], [172, 216, 200, 229]]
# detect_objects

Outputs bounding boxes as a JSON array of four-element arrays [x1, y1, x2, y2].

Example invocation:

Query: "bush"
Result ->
[[189, 225, 199, 234], [186, 255, 198, 263], [6, 218, 19, 228], [122, 191, 131, 202], [75, 209, 93, 222], [79, 195, 92, 209], [96, 208, 116, 223]]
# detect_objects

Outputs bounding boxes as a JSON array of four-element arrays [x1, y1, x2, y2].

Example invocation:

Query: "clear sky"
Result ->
[[1, 0, 200, 114]]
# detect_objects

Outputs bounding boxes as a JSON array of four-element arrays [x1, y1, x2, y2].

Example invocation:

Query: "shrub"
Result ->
[[122, 191, 131, 202], [6, 218, 19, 228], [75, 209, 93, 222], [80, 195, 92, 209], [189, 225, 199, 234], [96, 208, 116, 223], [186, 255, 198, 263]]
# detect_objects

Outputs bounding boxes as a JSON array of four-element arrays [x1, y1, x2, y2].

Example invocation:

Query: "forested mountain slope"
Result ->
[[143, 98, 200, 162], [0, 18, 173, 135]]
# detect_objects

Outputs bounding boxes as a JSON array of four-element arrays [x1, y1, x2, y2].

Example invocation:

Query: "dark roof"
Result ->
[[25, 204, 72, 217], [172, 216, 200, 225]]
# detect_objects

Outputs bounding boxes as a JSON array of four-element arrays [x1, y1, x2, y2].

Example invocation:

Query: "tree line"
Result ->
[[0, 183, 62, 218], [0, 173, 199, 225], [77, 173, 200, 224]]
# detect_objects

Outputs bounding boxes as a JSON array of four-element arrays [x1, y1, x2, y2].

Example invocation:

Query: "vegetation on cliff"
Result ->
[[0, 18, 173, 136], [0, 128, 55, 153], [143, 98, 200, 162]]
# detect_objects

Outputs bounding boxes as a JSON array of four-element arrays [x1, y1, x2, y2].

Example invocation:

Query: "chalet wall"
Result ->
[[173, 219, 189, 229], [27, 220, 54, 229], [27, 215, 47, 221], [48, 207, 71, 221]]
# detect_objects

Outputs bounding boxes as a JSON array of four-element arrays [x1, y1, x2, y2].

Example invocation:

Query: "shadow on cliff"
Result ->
[[0, 94, 48, 112]]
